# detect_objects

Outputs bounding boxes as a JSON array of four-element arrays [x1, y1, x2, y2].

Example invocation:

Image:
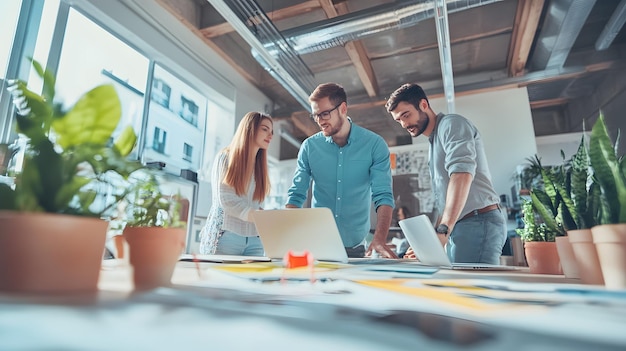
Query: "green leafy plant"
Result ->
[[524, 138, 604, 240], [515, 155, 545, 193], [528, 155, 566, 238], [514, 155, 564, 240], [0, 60, 142, 216], [589, 112, 626, 225], [516, 198, 556, 242], [122, 171, 186, 229], [565, 136, 593, 229], [543, 136, 601, 231]]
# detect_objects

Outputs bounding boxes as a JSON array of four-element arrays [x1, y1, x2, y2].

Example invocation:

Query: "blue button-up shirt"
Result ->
[[287, 119, 394, 247]]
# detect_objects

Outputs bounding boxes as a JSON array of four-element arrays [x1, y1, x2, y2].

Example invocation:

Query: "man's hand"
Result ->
[[365, 235, 398, 259], [365, 205, 397, 258], [437, 233, 449, 247]]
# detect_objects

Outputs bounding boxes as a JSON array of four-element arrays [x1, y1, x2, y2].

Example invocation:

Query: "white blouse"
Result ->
[[210, 151, 261, 237]]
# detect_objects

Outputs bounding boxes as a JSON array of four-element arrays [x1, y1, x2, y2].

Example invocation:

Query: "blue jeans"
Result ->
[[215, 230, 265, 256], [448, 208, 507, 264]]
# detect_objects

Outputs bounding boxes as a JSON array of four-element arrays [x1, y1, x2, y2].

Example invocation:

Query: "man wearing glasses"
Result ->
[[286, 83, 397, 259]]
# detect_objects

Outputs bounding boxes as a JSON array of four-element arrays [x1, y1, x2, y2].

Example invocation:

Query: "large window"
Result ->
[[0, 1, 22, 80], [143, 64, 207, 173], [1, 2, 235, 176], [1, 0, 58, 169], [0, 0, 236, 200], [0, 0, 22, 149], [27, 0, 60, 95], [55, 8, 149, 157]]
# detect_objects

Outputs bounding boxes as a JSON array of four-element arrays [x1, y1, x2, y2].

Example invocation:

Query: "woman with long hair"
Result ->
[[200, 112, 273, 256]]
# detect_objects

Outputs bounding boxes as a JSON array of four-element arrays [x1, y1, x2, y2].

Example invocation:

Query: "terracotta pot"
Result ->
[[556, 236, 580, 279], [592, 224, 626, 290], [0, 211, 107, 294], [523, 241, 562, 275], [123, 227, 186, 290], [568, 229, 604, 285], [113, 235, 126, 259]]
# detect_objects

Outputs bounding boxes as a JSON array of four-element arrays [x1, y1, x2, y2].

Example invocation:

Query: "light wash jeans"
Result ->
[[447, 208, 507, 264], [215, 230, 265, 256]]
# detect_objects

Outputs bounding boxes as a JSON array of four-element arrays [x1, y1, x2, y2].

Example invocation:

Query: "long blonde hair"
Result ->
[[223, 111, 272, 202]]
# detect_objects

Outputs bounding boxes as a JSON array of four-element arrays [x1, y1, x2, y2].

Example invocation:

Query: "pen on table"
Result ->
[[191, 253, 203, 279], [252, 277, 333, 283]]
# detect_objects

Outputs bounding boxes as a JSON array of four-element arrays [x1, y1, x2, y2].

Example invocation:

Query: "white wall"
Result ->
[[426, 88, 538, 200], [536, 132, 589, 166]]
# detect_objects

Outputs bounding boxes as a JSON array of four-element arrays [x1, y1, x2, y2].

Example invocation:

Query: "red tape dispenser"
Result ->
[[282, 250, 315, 283]]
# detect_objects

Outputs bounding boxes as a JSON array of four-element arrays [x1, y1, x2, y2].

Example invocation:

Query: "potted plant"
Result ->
[[516, 196, 562, 275], [515, 155, 563, 274], [0, 60, 142, 293], [544, 137, 604, 283], [120, 171, 187, 290], [589, 112, 626, 289]]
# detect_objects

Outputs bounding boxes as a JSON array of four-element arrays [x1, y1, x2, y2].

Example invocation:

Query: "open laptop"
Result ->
[[399, 214, 519, 271], [252, 208, 349, 263]]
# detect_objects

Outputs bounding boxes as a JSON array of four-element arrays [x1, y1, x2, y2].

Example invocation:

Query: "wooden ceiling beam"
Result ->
[[156, 0, 257, 84], [200, 0, 322, 38], [507, 0, 545, 77], [359, 27, 512, 62], [334, 2, 379, 97], [308, 25, 511, 72], [281, 0, 381, 137], [530, 98, 568, 109], [291, 111, 320, 137]]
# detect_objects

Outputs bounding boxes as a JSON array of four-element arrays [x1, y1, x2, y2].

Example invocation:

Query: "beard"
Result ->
[[321, 116, 344, 137], [407, 114, 429, 137]]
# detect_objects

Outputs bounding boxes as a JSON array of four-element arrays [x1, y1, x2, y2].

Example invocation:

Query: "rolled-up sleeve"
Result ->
[[286, 140, 312, 207], [370, 138, 395, 210], [439, 117, 477, 176]]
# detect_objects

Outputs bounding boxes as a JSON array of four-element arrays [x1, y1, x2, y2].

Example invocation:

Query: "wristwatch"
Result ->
[[436, 223, 449, 235]]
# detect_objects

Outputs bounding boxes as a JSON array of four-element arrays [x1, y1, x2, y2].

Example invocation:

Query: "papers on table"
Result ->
[[179, 253, 271, 263]]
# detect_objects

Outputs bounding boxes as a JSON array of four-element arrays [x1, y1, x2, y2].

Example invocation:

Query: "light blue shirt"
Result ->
[[428, 113, 500, 219], [287, 119, 394, 247]]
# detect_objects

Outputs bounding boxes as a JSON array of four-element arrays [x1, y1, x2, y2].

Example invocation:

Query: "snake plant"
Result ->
[[589, 112, 626, 225]]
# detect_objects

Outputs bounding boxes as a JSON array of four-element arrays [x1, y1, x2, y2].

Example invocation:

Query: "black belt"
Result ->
[[460, 204, 500, 221]]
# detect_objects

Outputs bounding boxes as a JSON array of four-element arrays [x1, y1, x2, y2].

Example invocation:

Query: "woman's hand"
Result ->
[[404, 247, 416, 259]]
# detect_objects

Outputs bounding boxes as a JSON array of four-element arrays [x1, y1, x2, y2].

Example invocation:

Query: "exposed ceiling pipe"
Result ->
[[595, 0, 626, 51], [269, 0, 504, 55], [434, 0, 455, 114], [530, 0, 596, 70], [208, 0, 504, 112], [206, 0, 314, 109]]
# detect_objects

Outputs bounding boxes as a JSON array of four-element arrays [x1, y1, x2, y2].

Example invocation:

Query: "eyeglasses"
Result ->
[[310, 102, 343, 121]]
